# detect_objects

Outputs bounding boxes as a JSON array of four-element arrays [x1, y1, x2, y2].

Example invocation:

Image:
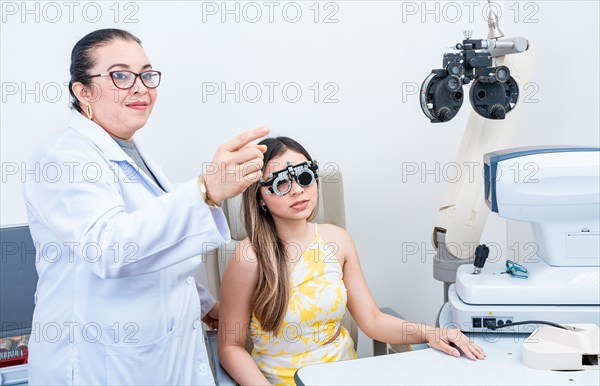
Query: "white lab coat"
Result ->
[[23, 112, 230, 385]]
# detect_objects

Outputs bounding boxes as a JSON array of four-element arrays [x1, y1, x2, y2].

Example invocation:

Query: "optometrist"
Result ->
[[22, 28, 268, 385]]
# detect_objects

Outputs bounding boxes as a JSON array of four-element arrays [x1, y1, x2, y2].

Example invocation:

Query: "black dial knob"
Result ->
[[491, 104, 506, 119], [438, 107, 455, 122]]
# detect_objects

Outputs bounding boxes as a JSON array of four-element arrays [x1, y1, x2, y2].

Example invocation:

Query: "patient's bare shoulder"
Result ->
[[224, 237, 259, 278], [315, 223, 355, 264], [317, 223, 352, 242]]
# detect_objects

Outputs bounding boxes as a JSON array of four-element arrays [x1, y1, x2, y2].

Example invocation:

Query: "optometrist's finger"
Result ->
[[242, 169, 263, 184], [240, 142, 268, 154], [240, 158, 264, 177], [219, 126, 270, 152], [232, 146, 266, 165]]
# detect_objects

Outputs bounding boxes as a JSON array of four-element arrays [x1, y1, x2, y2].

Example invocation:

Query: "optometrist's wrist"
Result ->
[[198, 174, 222, 208]]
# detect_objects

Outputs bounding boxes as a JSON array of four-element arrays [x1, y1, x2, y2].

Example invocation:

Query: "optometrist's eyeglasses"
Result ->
[[260, 160, 319, 196], [502, 260, 528, 279], [85, 70, 162, 90]]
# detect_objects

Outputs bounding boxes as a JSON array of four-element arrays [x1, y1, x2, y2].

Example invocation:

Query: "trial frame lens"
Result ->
[[260, 161, 319, 196]]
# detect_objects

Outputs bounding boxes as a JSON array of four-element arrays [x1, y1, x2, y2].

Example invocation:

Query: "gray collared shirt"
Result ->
[[112, 137, 164, 190]]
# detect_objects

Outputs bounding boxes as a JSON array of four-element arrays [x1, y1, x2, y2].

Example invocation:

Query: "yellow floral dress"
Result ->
[[249, 223, 357, 385]]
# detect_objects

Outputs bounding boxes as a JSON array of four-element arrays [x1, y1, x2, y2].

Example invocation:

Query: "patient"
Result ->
[[218, 137, 485, 385]]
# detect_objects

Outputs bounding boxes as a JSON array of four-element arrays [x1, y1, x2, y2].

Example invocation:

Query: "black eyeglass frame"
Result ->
[[84, 70, 162, 90]]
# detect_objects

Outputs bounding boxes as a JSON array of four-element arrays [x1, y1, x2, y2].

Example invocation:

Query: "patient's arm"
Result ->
[[328, 226, 485, 360], [218, 238, 270, 385]]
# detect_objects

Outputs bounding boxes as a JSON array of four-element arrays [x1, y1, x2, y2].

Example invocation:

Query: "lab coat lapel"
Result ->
[[68, 111, 129, 162], [133, 139, 175, 193], [68, 112, 167, 195]]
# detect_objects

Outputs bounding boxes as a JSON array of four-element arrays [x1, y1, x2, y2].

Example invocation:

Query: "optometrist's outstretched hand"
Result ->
[[204, 126, 270, 206]]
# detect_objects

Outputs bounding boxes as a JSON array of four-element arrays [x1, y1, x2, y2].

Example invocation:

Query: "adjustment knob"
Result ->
[[445, 75, 462, 92], [438, 107, 455, 122], [491, 104, 506, 119], [494, 66, 511, 83], [446, 62, 463, 77]]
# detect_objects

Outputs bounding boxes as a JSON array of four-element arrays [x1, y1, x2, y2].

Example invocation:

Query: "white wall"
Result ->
[[2, 1, 599, 357]]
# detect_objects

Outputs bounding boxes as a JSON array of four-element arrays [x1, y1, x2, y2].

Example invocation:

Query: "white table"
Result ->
[[295, 304, 599, 385]]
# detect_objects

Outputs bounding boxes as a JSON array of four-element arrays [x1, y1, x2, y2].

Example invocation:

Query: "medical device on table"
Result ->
[[448, 147, 600, 333], [421, 0, 599, 371], [447, 149, 600, 371]]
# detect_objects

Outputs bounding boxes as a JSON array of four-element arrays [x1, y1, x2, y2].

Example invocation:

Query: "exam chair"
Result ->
[[202, 168, 425, 385]]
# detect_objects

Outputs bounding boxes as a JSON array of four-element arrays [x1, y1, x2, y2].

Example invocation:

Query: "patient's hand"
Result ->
[[202, 301, 220, 330], [427, 328, 486, 360]]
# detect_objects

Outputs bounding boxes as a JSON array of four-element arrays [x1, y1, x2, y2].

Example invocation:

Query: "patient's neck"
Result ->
[[275, 219, 311, 244]]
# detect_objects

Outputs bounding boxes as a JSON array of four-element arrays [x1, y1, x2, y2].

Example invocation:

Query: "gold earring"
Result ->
[[260, 204, 267, 213], [85, 104, 93, 120]]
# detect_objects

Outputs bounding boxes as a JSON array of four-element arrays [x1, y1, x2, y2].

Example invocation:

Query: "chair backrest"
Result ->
[[203, 168, 358, 350]]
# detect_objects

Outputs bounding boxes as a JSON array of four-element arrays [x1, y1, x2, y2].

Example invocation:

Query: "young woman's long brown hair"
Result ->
[[241, 137, 317, 332]]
